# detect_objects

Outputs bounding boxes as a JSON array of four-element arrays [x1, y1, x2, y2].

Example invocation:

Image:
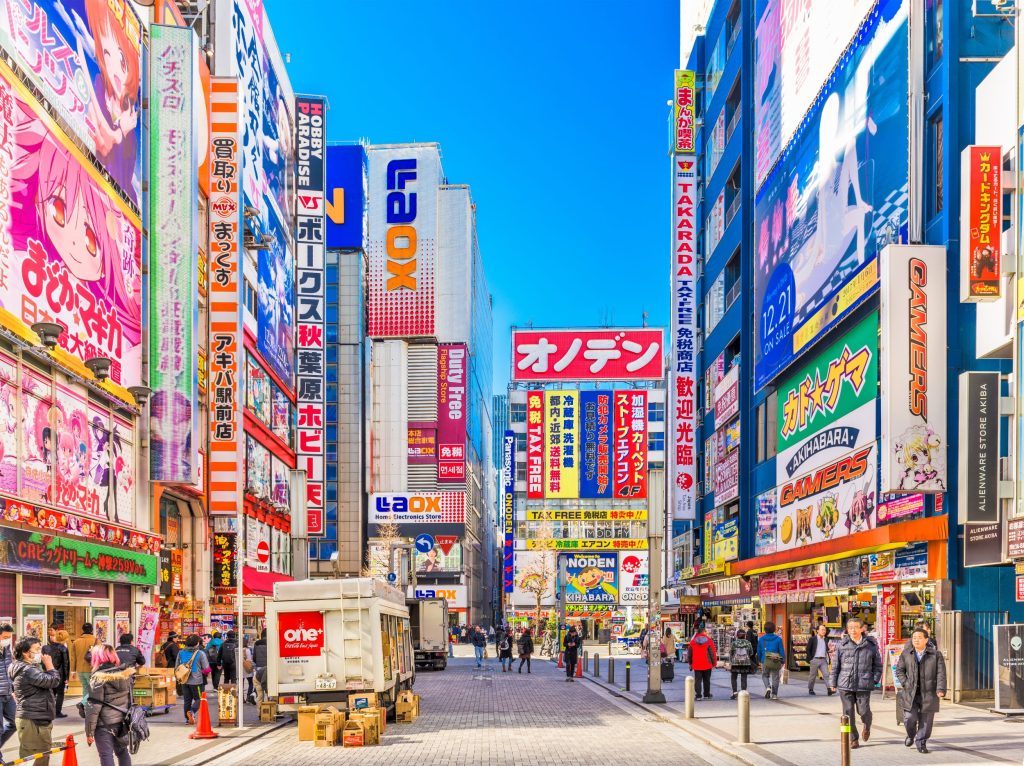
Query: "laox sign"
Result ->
[[376, 495, 441, 513], [385, 159, 419, 290]]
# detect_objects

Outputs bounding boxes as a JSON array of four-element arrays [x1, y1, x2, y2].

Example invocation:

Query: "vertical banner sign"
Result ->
[[207, 78, 243, 515], [958, 372, 1000, 524], [671, 156, 698, 520], [545, 391, 579, 499], [880, 245, 947, 493], [438, 344, 468, 482], [580, 391, 613, 498], [149, 25, 198, 484], [526, 391, 545, 499], [960, 146, 1002, 302], [366, 145, 440, 337], [502, 431, 515, 593], [674, 70, 695, 153], [614, 390, 648, 499], [295, 95, 327, 535]]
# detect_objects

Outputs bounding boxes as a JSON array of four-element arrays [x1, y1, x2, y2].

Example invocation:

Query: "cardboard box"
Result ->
[[314, 714, 337, 747], [259, 701, 279, 723], [132, 687, 168, 708], [351, 709, 380, 745], [342, 719, 364, 748], [297, 705, 320, 742], [396, 691, 419, 722], [347, 692, 378, 711]]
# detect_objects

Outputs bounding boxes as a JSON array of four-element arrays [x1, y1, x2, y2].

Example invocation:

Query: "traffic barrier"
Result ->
[[737, 690, 750, 743], [683, 676, 695, 719], [7, 734, 78, 766], [189, 692, 220, 740], [839, 714, 852, 765]]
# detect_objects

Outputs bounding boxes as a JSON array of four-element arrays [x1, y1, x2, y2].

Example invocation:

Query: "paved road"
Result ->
[[207, 655, 744, 766]]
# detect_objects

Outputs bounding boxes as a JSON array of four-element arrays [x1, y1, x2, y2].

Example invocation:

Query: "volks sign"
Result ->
[[278, 611, 325, 658]]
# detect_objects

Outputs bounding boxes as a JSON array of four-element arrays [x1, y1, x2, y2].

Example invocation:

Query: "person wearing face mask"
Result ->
[[0, 623, 16, 766], [9, 637, 62, 766]]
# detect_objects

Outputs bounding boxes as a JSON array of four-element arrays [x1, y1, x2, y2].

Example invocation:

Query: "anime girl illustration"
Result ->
[[0, 360, 17, 494], [150, 390, 192, 483], [846, 484, 876, 535], [894, 425, 946, 491]]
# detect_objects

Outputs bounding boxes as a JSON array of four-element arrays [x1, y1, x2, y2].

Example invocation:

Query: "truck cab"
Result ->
[[407, 597, 449, 670]]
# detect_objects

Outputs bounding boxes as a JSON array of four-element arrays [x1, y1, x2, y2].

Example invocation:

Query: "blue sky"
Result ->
[[266, 0, 680, 393]]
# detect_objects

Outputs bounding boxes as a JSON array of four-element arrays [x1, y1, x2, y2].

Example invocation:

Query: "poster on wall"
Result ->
[[580, 391, 612, 499], [437, 344, 467, 482], [562, 553, 618, 605], [755, 491, 777, 556], [960, 145, 1002, 302], [613, 390, 647, 499], [545, 391, 579, 499], [618, 551, 648, 605], [137, 605, 158, 663], [753, 0, 908, 391]]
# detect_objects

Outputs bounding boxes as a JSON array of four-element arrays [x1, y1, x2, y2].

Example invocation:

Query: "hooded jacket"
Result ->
[[688, 633, 718, 671], [828, 634, 882, 692], [10, 658, 62, 721], [69, 633, 97, 675], [42, 640, 70, 683], [562, 630, 581, 660], [757, 633, 786, 666], [895, 642, 947, 715], [85, 665, 136, 738]]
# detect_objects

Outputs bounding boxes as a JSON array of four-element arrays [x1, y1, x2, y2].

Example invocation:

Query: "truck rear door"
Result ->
[[275, 608, 331, 694]]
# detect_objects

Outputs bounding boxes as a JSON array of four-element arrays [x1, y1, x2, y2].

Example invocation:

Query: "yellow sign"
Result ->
[[526, 509, 647, 521], [795, 261, 878, 352], [525, 539, 648, 551], [544, 390, 579, 498]]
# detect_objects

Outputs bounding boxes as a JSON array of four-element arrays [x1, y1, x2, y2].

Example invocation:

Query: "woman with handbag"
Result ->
[[85, 645, 135, 766], [175, 636, 210, 726]]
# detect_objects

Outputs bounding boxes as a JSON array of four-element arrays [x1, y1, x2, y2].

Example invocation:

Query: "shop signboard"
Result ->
[[158, 549, 172, 597], [713, 518, 739, 562], [1008, 517, 1024, 559], [880, 244, 948, 493], [0, 526, 158, 586], [325, 145, 366, 249], [1017, 577, 1024, 603], [714, 367, 740, 423], [673, 70, 695, 153], [408, 585, 468, 610], [562, 553, 618, 605], [525, 510, 647, 521], [212, 531, 236, 589], [407, 424, 438, 464], [958, 372, 1000, 524], [545, 390, 579, 498], [580, 391, 613, 498], [993, 624, 1024, 713], [753, 0, 907, 391], [877, 493, 925, 524], [960, 145, 1002, 302], [878, 584, 900, 658], [369, 492, 465, 526], [964, 522, 1004, 568], [714, 448, 740, 505], [511, 551, 556, 608], [868, 551, 896, 583], [755, 491, 777, 556], [613, 390, 647, 499], [525, 539, 648, 551], [438, 344, 468, 482], [513, 328, 664, 382], [503, 431, 515, 593], [618, 552, 648, 605], [526, 391, 545, 499], [894, 541, 928, 580]]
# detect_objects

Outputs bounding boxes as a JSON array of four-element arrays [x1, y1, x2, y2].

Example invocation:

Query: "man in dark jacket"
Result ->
[[0, 623, 16, 765], [471, 626, 487, 668], [829, 618, 883, 749], [41, 626, 70, 718], [160, 632, 181, 668], [10, 637, 62, 766], [563, 626, 581, 682], [895, 628, 946, 754], [220, 631, 239, 685], [252, 630, 268, 702], [114, 634, 146, 670]]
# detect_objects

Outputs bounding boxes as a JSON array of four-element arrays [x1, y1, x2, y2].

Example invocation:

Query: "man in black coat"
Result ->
[[220, 631, 239, 685], [829, 618, 882, 749], [114, 634, 146, 671], [895, 629, 947, 754], [563, 625, 581, 682], [41, 626, 70, 719]]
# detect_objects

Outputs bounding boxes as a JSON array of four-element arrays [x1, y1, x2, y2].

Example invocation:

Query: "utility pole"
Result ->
[[644, 468, 667, 703]]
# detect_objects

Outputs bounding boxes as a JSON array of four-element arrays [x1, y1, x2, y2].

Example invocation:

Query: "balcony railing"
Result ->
[[725, 108, 740, 143], [725, 279, 741, 310], [725, 193, 741, 228]]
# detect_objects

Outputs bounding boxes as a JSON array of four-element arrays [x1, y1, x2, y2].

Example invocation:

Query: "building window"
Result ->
[[648, 431, 665, 452], [649, 460, 665, 471], [930, 111, 944, 217], [244, 280, 257, 316], [510, 402, 527, 423], [516, 462, 527, 482], [926, 0, 943, 68], [755, 391, 778, 463], [648, 401, 665, 423]]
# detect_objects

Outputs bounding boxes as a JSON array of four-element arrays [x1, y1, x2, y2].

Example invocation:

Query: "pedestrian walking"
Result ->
[[10, 636, 62, 766], [471, 626, 487, 668], [728, 628, 754, 699], [895, 628, 946, 754], [757, 621, 786, 700], [460, 626, 468, 644], [807, 624, 833, 696], [252, 630, 268, 703], [219, 631, 238, 685], [744, 620, 759, 648], [205, 632, 224, 690], [0, 623, 17, 766], [175, 636, 211, 726], [487, 625, 495, 644], [660, 628, 675, 683], [85, 645, 135, 766], [517, 628, 534, 674], [42, 626, 70, 718], [828, 617, 882, 749], [242, 636, 256, 704], [158, 633, 180, 670], [687, 622, 718, 700], [114, 635, 145, 673], [70, 622, 98, 711], [497, 630, 514, 672], [563, 625, 581, 682]]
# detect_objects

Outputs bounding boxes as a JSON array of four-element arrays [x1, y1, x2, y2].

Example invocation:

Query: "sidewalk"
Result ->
[[576, 655, 1024, 765]]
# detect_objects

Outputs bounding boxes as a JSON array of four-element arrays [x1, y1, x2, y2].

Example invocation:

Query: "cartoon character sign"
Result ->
[[846, 485, 876, 534], [893, 425, 945, 491], [815, 495, 839, 539], [795, 506, 813, 546]]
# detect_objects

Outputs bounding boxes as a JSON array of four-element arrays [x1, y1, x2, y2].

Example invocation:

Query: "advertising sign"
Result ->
[[512, 329, 663, 382], [618, 551, 648, 604], [212, 531, 236, 589], [714, 448, 739, 505], [407, 424, 437, 464], [511, 551, 555, 608], [438, 344, 467, 482], [295, 95, 327, 535], [755, 491, 777, 556], [994, 624, 1024, 713], [613, 390, 647, 499], [959, 372, 1000, 524], [714, 367, 739, 423], [278, 611, 325, 658], [894, 541, 928, 580], [149, 25, 198, 484], [207, 77, 242, 516], [580, 391, 612, 498], [325, 144, 366, 249], [544, 391, 579, 499], [562, 553, 618, 605], [877, 493, 925, 524], [0, 526, 157, 586], [754, 0, 907, 391], [408, 585, 468, 609], [674, 69, 695, 153], [256, 221, 296, 384], [0, 58, 142, 386], [366, 144, 440, 337], [526, 391, 544, 499], [369, 492, 465, 525], [671, 156, 698, 521], [502, 431, 515, 593], [880, 245, 948, 493], [525, 539, 648, 551], [960, 146, 1002, 302], [1008, 517, 1024, 559], [713, 518, 739, 562], [0, 0, 144, 205], [526, 510, 647, 522], [414, 540, 462, 573], [965, 522, 1003, 568]]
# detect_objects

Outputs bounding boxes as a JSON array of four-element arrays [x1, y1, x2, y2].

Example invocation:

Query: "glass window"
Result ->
[[765, 391, 778, 459], [326, 324, 338, 343], [326, 501, 338, 522], [326, 483, 337, 502], [326, 463, 337, 481], [318, 541, 337, 561], [649, 460, 665, 471], [648, 431, 665, 452], [326, 425, 338, 442], [516, 463, 526, 482], [930, 111, 944, 217], [326, 304, 339, 324], [326, 345, 338, 364], [326, 366, 338, 383], [326, 404, 338, 423], [648, 401, 665, 423], [756, 401, 767, 463], [510, 403, 527, 423]]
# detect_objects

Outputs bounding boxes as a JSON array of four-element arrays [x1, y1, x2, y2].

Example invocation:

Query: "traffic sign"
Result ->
[[387, 572, 398, 583], [256, 540, 270, 564], [415, 534, 435, 554]]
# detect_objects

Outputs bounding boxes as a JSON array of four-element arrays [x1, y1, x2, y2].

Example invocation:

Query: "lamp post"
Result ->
[[644, 468, 666, 703]]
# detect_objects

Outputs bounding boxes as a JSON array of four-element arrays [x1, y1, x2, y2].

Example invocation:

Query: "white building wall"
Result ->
[[436, 186, 474, 343], [371, 339, 409, 493]]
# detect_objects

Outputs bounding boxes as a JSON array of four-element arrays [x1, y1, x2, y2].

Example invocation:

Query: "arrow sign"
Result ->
[[387, 572, 397, 583], [415, 534, 435, 554]]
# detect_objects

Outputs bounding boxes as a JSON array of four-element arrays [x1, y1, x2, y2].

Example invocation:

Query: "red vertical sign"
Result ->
[[526, 390, 545, 499], [613, 390, 648, 499], [437, 344, 467, 482]]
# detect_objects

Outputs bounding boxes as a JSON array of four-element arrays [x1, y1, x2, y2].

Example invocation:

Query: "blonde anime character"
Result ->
[[894, 425, 945, 491]]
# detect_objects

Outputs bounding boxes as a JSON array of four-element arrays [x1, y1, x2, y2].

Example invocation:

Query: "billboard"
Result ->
[[207, 78, 243, 516], [256, 221, 295, 384], [753, 0, 875, 187], [369, 492, 465, 525], [880, 245, 947, 493], [714, 367, 739, 423], [580, 391, 612, 498], [295, 95, 327, 534], [0, 0, 144, 205], [674, 70, 695, 153], [325, 144, 366, 249], [512, 550, 555, 607], [149, 25, 198, 484], [0, 527, 157, 586], [562, 553, 618, 605], [958, 372, 1000, 524], [0, 58, 142, 387], [526, 390, 544, 499], [502, 431, 515, 593], [670, 156, 698, 521], [366, 144, 440, 337], [525, 539, 648, 551], [714, 448, 739, 505], [512, 328, 664, 382], [526, 510, 647, 522], [753, 0, 908, 391], [414, 538, 462, 573], [613, 390, 647, 499], [437, 344, 467, 482], [960, 145, 1002, 302], [407, 423, 437, 464], [618, 551, 648, 605], [544, 390, 579, 499]]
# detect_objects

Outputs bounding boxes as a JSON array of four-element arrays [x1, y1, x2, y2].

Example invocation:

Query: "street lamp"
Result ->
[[30, 321, 65, 349], [84, 356, 112, 382]]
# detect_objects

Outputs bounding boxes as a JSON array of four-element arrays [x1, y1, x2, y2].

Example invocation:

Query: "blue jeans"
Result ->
[[474, 645, 485, 666], [0, 695, 16, 751]]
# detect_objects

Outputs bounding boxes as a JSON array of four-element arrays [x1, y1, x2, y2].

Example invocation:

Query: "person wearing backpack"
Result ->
[[205, 633, 224, 690], [757, 621, 786, 700], [175, 636, 210, 726], [728, 628, 754, 699], [85, 645, 135, 766], [687, 622, 718, 700], [219, 632, 238, 686], [497, 630, 513, 672]]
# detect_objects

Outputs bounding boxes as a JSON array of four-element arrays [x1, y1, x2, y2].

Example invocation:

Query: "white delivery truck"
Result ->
[[267, 578, 415, 713], [407, 597, 448, 670]]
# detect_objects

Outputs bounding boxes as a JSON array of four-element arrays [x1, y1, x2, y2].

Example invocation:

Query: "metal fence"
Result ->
[[937, 610, 1008, 702]]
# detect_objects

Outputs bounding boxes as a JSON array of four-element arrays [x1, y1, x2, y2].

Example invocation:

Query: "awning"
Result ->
[[242, 566, 293, 596], [732, 516, 948, 577]]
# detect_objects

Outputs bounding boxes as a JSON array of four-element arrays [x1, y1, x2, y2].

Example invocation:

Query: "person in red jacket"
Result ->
[[688, 622, 719, 700]]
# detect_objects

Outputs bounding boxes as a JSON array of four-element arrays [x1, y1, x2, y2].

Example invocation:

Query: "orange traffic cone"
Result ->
[[557, 651, 564, 668], [575, 656, 583, 678], [61, 734, 79, 766], [189, 692, 220, 740]]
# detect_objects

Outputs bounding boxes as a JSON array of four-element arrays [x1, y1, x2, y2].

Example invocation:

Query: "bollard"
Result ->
[[625, 661, 631, 691], [737, 690, 750, 743], [840, 714, 852, 766], [583, 650, 588, 673], [595, 653, 601, 677], [684, 675, 695, 719], [609, 657, 616, 684]]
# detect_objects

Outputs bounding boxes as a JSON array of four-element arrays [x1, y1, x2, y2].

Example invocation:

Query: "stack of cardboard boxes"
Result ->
[[395, 690, 420, 723], [133, 669, 177, 709], [297, 692, 391, 748]]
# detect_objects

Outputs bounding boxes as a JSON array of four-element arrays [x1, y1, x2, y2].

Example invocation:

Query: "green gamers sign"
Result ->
[[777, 311, 878, 454], [0, 528, 159, 586]]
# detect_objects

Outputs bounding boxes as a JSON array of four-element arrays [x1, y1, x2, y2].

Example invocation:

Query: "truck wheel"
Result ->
[[439, 660, 447, 671]]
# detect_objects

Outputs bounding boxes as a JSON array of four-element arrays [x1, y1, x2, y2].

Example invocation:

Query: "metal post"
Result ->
[[625, 661, 631, 691], [583, 650, 588, 674], [684, 675, 695, 719], [737, 690, 750, 743], [595, 653, 601, 677], [608, 658, 615, 684], [839, 714, 852, 766]]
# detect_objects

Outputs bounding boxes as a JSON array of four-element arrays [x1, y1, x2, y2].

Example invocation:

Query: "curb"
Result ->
[[172, 718, 294, 766]]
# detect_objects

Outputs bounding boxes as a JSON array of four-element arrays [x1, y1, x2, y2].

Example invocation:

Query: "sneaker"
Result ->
[[706, 694, 713, 699], [808, 690, 816, 696], [764, 689, 771, 699], [771, 694, 778, 700], [694, 695, 703, 701], [729, 692, 738, 700]]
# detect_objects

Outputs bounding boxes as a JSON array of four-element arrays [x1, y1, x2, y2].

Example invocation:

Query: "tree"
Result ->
[[363, 522, 401, 579], [517, 521, 558, 628]]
